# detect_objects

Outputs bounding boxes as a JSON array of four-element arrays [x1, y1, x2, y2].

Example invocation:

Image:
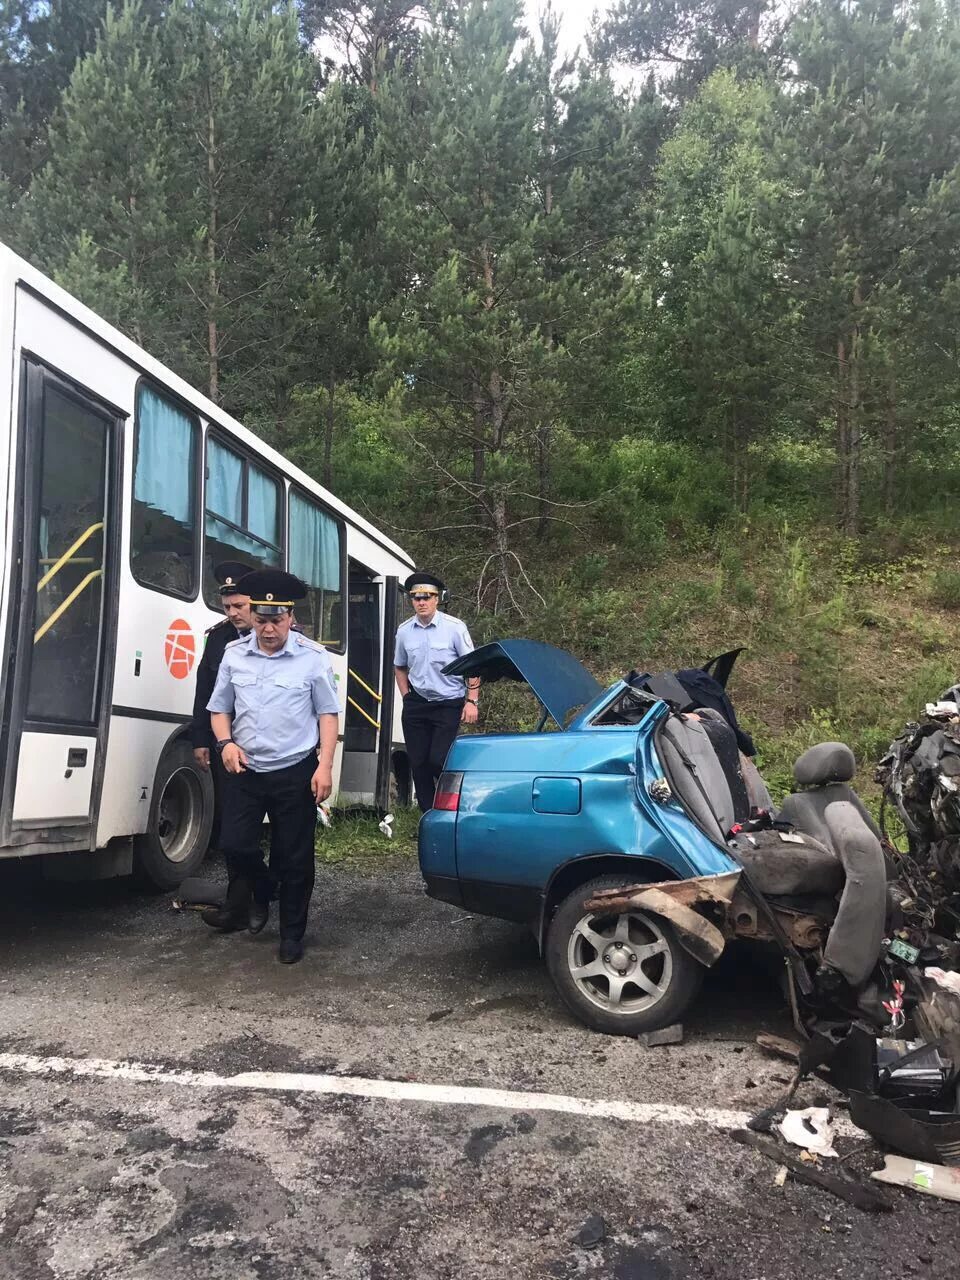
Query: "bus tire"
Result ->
[[134, 738, 214, 889]]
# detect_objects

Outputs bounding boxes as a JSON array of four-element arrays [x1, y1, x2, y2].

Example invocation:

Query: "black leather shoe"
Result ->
[[201, 878, 251, 932], [248, 902, 269, 934], [277, 939, 304, 964]]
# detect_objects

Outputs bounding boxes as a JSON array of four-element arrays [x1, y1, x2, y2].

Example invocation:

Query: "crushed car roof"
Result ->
[[443, 639, 603, 729]]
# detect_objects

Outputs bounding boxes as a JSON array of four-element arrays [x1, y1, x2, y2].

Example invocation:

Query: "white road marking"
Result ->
[[0, 1050, 862, 1135]]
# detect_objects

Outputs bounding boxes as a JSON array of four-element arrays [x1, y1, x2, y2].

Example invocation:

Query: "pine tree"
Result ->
[[644, 68, 795, 507], [373, 0, 639, 610], [22, 1, 176, 347], [595, 0, 788, 99], [784, 0, 960, 532]]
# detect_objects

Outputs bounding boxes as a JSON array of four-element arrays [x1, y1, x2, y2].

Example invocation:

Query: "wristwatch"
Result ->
[[215, 737, 235, 754], [465, 698, 478, 706]]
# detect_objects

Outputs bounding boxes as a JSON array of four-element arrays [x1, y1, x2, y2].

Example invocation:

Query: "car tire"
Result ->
[[545, 874, 704, 1036], [134, 738, 214, 890]]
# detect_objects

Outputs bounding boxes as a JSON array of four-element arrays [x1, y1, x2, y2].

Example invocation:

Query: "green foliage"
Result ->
[[314, 806, 420, 864], [3, 0, 960, 834], [928, 569, 960, 611]]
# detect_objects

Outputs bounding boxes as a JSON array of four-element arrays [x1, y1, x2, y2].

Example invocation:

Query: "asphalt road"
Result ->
[[0, 853, 956, 1279]]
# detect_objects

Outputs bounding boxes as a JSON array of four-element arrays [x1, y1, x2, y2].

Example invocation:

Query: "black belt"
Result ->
[[405, 689, 464, 706]]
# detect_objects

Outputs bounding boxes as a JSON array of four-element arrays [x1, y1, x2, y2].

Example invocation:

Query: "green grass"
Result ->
[[313, 805, 421, 866]]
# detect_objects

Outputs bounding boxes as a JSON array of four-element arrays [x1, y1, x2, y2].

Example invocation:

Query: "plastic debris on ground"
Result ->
[[925, 966, 960, 995], [378, 812, 395, 839], [574, 1214, 606, 1248], [872, 1154, 960, 1202], [637, 1023, 683, 1047], [777, 1107, 839, 1158]]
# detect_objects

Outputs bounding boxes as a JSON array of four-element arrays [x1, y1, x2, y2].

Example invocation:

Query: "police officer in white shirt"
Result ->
[[394, 571, 479, 810], [206, 569, 340, 964]]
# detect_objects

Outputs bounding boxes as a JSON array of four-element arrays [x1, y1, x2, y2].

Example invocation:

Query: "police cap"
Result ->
[[403, 570, 445, 597], [214, 560, 253, 596], [238, 568, 309, 617]]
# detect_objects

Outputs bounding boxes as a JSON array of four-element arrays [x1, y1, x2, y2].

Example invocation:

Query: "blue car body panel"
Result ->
[[418, 649, 739, 931]]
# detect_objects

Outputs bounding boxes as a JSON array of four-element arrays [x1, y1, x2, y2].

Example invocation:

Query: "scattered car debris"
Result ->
[[731, 1129, 892, 1212], [637, 1023, 683, 1048], [872, 1154, 960, 1202], [778, 1107, 839, 1158], [170, 877, 222, 911], [756, 1033, 803, 1062], [925, 966, 960, 995], [574, 1214, 606, 1248]]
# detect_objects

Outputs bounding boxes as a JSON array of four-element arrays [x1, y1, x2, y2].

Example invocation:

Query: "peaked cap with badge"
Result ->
[[403, 570, 446, 597], [214, 561, 254, 596], [237, 568, 310, 617]]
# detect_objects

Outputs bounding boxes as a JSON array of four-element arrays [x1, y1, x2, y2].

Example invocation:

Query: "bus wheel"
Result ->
[[134, 739, 214, 889]]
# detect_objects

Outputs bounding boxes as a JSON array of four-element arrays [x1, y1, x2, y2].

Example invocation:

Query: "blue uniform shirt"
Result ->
[[394, 611, 474, 702], [207, 630, 340, 772]]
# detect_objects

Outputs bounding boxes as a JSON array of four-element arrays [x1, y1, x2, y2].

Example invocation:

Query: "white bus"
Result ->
[[0, 242, 414, 888]]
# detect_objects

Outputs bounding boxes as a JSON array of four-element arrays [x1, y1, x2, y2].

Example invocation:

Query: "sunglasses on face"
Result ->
[[410, 593, 438, 602]]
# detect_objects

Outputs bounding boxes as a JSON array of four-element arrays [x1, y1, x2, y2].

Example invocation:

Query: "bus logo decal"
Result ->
[[165, 619, 195, 679]]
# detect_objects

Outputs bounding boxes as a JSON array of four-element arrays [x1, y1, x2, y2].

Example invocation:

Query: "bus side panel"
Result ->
[[0, 261, 18, 686], [95, 717, 173, 845]]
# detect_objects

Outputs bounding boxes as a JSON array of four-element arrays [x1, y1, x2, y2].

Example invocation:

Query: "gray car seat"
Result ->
[[656, 713, 742, 841], [778, 743, 887, 988]]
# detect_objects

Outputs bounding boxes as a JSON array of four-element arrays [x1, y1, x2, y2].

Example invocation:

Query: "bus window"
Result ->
[[132, 384, 198, 598], [203, 437, 281, 607], [288, 489, 344, 649]]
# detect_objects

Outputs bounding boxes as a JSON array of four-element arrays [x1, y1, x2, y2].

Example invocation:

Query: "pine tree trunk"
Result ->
[[836, 336, 849, 527], [323, 368, 335, 489], [206, 106, 220, 404], [883, 362, 898, 514], [846, 301, 862, 537], [492, 486, 509, 614], [537, 427, 550, 537], [472, 382, 486, 486]]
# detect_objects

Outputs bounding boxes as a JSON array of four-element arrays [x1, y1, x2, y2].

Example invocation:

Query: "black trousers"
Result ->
[[219, 753, 317, 940], [401, 691, 464, 811], [210, 751, 273, 906]]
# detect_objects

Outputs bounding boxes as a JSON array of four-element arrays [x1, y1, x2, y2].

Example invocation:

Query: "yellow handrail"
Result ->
[[34, 570, 102, 643], [347, 695, 380, 730], [348, 668, 382, 703], [36, 521, 104, 592]]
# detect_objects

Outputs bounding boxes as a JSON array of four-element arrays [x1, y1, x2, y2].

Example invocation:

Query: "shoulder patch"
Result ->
[[205, 618, 230, 636]]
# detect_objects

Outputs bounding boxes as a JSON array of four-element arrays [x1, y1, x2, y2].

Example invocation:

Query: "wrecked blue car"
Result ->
[[418, 640, 889, 1037]]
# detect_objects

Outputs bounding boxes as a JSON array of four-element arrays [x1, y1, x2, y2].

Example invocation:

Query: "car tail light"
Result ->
[[434, 771, 463, 812]]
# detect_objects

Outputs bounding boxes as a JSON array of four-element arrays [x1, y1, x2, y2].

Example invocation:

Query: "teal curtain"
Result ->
[[135, 386, 195, 524], [206, 438, 242, 524], [248, 465, 279, 546], [289, 491, 340, 589]]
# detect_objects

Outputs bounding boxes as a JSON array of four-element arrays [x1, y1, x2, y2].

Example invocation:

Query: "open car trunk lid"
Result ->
[[443, 639, 602, 729]]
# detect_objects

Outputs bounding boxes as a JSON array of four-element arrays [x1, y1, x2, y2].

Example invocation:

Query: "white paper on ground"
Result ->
[[777, 1107, 839, 1158]]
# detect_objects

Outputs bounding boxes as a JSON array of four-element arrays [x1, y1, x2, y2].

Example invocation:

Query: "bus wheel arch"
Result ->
[[134, 734, 213, 889]]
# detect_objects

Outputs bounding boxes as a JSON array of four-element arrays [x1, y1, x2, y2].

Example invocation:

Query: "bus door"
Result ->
[[339, 574, 382, 801], [0, 360, 120, 849]]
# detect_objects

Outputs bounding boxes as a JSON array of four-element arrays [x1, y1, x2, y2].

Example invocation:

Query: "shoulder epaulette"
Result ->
[[205, 618, 231, 637], [295, 634, 327, 653], [224, 636, 247, 650]]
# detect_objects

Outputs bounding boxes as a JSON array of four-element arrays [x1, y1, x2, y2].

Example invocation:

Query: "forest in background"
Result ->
[[3, 0, 960, 798]]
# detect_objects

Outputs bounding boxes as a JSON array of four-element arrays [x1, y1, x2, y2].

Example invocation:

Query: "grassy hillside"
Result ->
[[458, 517, 960, 817]]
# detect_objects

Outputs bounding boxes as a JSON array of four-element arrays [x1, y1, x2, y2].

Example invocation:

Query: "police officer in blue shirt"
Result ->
[[394, 571, 479, 811], [206, 569, 340, 964]]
